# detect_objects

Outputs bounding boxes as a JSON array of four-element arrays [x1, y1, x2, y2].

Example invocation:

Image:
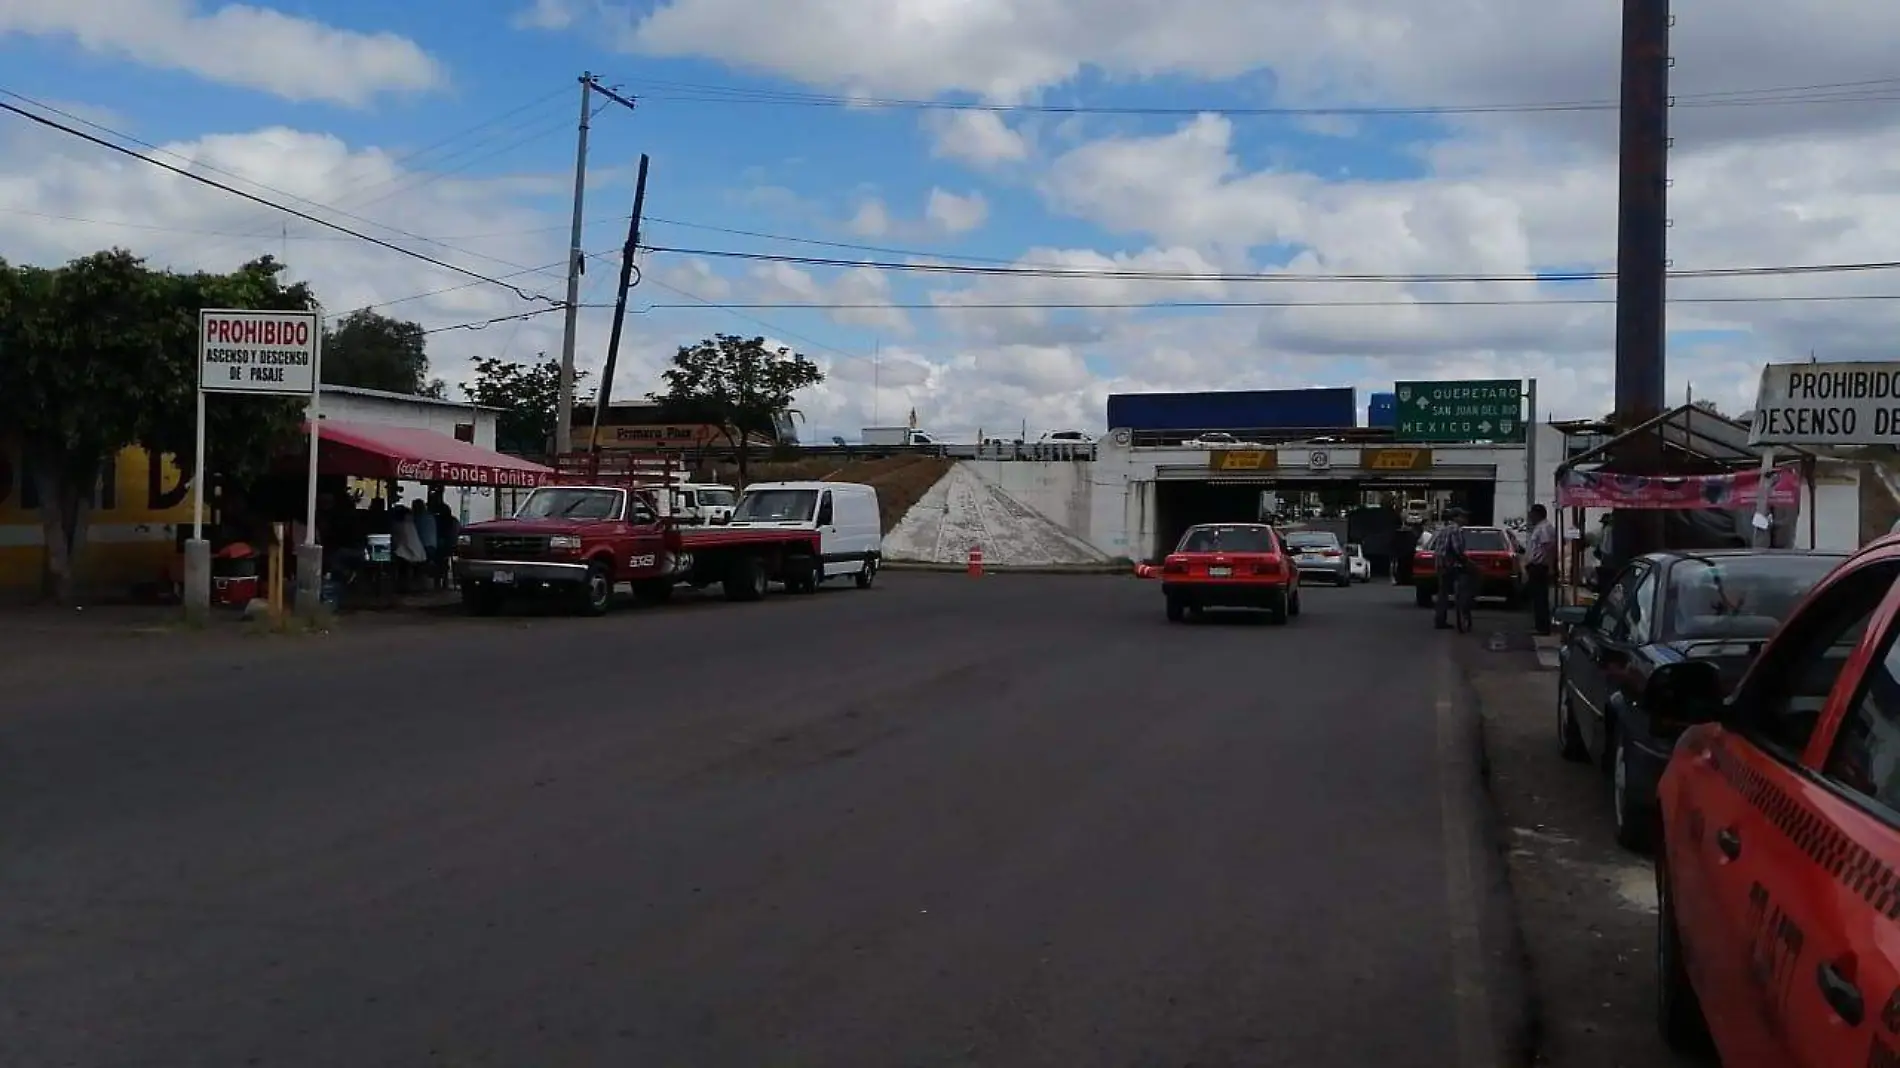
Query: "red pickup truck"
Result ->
[[453, 454, 823, 615]]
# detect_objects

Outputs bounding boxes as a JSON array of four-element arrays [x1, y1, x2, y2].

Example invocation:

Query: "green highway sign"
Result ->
[[1394, 379, 1525, 443]]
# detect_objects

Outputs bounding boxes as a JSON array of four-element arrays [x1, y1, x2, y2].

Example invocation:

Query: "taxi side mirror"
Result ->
[[1646, 660, 1726, 726]]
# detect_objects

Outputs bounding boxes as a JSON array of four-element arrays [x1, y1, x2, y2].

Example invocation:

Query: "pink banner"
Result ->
[[1557, 465, 1801, 509]]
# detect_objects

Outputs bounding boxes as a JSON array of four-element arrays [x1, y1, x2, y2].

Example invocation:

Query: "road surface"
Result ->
[[0, 576, 1520, 1067]]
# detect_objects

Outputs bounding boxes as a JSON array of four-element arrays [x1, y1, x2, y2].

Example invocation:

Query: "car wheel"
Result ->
[[1613, 740, 1652, 852], [1266, 590, 1289, 625], [1165, 596, 1186, 623], [723, 556, 769, 602], [854, 558, 877, 589], [1287, 587, 1301, 617], [1335, 572, 1350, 587], [1415, 585, 1432, 608], [1656, 857, 1714, 1053], [577, 561, 613, 616], [1557, 676, 1590, 762]]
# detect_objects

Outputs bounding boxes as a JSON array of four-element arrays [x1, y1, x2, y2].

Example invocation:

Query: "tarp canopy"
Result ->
[[298, 420, 554, 487]]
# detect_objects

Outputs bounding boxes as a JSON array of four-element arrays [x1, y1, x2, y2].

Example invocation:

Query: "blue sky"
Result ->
[[1, 0, 1894, 439]]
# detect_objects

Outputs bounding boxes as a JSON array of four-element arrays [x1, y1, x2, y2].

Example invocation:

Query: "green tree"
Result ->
[[461, 355, 583, 456], [0, 250, 313, 602], [322, 309, 443, 397], [650, 334, 824, 484]]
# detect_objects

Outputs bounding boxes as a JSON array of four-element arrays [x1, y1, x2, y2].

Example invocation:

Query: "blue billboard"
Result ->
[[1106, 388, 1357, 432]]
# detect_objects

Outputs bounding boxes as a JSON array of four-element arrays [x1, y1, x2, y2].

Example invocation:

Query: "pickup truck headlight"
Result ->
[[548, 535, 581, 550], [455, 534, 471, 548]]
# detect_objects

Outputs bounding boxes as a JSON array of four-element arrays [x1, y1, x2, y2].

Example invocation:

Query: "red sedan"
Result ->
[[1159, 523, 1301, 624]]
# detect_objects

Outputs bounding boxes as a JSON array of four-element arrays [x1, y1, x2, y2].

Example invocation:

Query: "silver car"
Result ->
[[1284, 530, 1351, 586]]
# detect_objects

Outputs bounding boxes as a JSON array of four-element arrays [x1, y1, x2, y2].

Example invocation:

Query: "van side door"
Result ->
[[813, 490, 840, 574]]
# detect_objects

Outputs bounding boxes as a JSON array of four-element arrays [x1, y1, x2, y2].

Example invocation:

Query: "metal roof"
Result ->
[[1557, 404, 1811, 472]]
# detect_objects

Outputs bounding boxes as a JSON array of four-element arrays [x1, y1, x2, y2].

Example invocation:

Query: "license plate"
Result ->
[[1208, 566, 1232, 577], [1299, 555, 1323, 564], [491, 570, 514, 584]]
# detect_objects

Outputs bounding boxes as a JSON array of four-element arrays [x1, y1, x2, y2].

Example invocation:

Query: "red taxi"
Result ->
[[1650, 535, 1900, 1066], [1411, 525, 1525, 608], [1159, 523, 1301, 624]]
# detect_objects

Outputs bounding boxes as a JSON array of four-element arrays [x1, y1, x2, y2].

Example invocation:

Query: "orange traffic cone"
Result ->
[[1135, 563, 1154, 578], [968, 546, 984, 576]]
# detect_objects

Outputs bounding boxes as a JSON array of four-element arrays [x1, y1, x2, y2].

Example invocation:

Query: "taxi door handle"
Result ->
[[1716, 829, 1741, 859], [1818, 962, 1864, 1026]]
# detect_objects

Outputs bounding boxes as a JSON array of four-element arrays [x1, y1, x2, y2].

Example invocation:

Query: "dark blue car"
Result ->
[[1553, 548, 1846, 851]]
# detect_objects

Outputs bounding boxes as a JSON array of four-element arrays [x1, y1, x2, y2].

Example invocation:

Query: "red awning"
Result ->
[[300, 420, 554, 487]]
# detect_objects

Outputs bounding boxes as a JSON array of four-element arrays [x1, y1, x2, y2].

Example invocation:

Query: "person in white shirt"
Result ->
[[1524, 504, 1558, 635]]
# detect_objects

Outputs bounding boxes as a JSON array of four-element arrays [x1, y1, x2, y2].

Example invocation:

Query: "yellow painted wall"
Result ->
[[0, 440, 192, 592]]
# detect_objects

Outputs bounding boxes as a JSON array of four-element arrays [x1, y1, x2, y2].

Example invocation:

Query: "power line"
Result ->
[[621, 73, 1900, 118], [638, 243, 1900, 285], [634, 293, 1900, 311], [0, 89, 564, 281], [640, 275, 875, 363], [0, 98, 566, 306]]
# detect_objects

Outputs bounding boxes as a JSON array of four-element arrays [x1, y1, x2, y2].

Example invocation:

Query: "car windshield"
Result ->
[[734, 488, 818, 522], [514, 487, 621, 520], [1665, 554, 1843, 640], [1178, 526, 1276, 553], [1285, 532, 1338, 550], [697, 489, 737, 507], [1462, 530, 1509, 552]]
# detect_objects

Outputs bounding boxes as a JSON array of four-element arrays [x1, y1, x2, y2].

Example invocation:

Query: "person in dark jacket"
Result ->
[[1391, 522, 1423, 585]]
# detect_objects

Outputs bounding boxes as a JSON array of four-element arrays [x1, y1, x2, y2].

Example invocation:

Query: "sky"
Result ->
[[4, 1, 1900, 444]]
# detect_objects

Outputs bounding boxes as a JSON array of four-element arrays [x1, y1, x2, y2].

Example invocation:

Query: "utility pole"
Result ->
[[590, 154, 651, 452], [554, 72, 593, 457], [1612, 0, 1671, 558]]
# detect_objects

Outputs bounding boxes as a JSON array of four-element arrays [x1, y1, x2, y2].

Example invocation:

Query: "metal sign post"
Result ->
[[188, 308, 321, 624]]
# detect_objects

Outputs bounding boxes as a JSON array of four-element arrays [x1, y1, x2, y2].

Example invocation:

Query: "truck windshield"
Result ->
[[698, 489, 737, 507], [734, 489, 817, 522], [514, 487, 622, 520]]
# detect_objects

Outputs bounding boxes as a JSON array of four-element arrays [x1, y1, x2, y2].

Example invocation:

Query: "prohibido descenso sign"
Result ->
[[199, 310, 320, 394], [1749, 361, 1900, 447]]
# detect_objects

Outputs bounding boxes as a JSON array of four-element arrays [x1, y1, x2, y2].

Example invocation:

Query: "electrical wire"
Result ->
[[619, 73, 1900, 118], [0, 90, 563, 280], [0, 98, 566, 306], [632, 293, 1900, 311], [637, 243, 1900, 285]]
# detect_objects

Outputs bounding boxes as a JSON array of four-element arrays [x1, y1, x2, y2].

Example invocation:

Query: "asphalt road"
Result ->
[[0, 575, 1521, 1067]]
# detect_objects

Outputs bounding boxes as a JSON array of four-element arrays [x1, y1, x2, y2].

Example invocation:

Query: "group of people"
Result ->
[[1421, 504, 1561, 636], [315, 486, 460, 593]]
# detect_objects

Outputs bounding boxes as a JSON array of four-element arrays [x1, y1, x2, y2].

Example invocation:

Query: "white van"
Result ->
[[727, 480, 883, 587], [672, 482, 737, 525]]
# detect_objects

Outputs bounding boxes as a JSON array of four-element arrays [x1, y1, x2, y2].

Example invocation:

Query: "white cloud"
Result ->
[[845, 198, 891, 237], [924, 188, 988, 234], [0, 0, 448, 107], [924, 111, 1031, 167], [512, 0, 581, 29]]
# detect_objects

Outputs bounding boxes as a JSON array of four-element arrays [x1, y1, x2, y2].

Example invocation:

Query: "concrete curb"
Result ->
[[882, 561, 1133, 575]]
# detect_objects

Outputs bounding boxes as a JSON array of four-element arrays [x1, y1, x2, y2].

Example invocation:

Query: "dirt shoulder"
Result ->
[[1460, 641, 1699, 1068]]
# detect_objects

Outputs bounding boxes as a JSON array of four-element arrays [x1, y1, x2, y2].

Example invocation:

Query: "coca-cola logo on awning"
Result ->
[[395, 459, 436, 481]]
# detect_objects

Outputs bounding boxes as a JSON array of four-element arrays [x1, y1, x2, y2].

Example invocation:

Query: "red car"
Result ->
[[1411, 525, 1525, 608], [1159, 523, 1301, 624], [1651, 533, 1900, 1066]]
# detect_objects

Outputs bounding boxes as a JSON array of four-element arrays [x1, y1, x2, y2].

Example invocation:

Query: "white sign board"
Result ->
[[199, 309, 320, 394], [1749, 361, 1900, 446]]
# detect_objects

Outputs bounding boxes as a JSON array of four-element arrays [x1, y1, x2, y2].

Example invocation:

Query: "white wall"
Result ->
[[961, 459, 1093, 537], [1806, 466, 1862, 550], [318, 388, 504, 525]]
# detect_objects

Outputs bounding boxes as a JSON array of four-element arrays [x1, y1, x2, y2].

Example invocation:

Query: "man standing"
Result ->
[[1432, 509, 1470, 630], [1524, 504, 1556, 635]]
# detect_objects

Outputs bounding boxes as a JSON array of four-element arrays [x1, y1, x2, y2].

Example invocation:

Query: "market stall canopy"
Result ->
[[299, 420, 554, 487]]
